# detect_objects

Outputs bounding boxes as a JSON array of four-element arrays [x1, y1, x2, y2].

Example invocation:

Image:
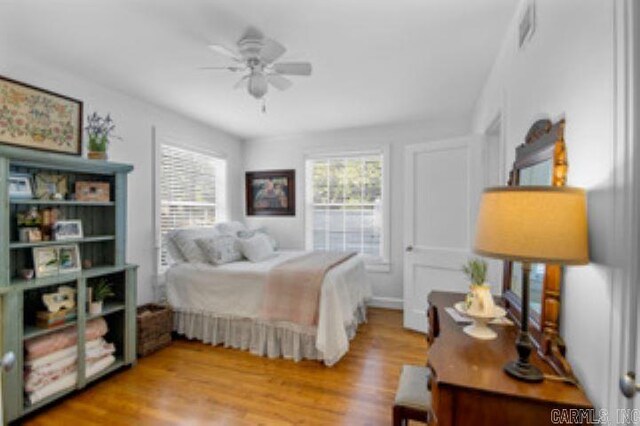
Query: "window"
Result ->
[[305, 149, 389, 268], [157, 143, 226, 268]]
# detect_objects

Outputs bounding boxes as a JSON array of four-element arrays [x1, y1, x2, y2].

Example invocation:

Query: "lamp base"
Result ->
[[504, 360, 544, 383]]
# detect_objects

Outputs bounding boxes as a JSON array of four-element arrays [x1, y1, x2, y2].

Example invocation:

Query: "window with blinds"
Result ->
[[305, 154, 384, 258], [159, 144, 226, 266]]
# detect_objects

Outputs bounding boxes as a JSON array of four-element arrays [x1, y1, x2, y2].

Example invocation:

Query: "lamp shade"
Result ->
[[474, 186, 589, 265]]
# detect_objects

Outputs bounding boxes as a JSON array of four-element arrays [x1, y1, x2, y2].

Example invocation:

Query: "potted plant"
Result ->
[[85, 112, 120, 160], [89, 279, 115, 314], [462, 258, 495, 316]]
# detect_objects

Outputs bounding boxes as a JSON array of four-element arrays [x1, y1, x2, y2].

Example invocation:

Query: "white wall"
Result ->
[[472, 0, 616, 409], [244, 118, 470, 305], [1, 50, 245, 304]]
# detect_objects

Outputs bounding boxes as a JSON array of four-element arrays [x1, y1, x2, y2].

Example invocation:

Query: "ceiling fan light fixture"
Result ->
[[248, 72, 268, 99]]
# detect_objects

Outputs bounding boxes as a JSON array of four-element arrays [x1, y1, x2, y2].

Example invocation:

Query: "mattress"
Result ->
[[166, 250, 372, 364]]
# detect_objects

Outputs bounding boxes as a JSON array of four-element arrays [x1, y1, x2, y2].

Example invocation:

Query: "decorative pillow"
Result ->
[[238, 233, 276, 262], [166, 236, 186, 263], [215, 221, 247, 236], [237, 227, 279, 250], [170, 227, 220, 263], [196, 236, 243, 265]]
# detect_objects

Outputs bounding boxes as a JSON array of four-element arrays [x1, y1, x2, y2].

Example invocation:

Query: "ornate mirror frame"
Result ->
[[502, 118, 573, 376]]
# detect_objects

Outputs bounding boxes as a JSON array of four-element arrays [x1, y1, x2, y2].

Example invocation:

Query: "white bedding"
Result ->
[[166, 250, 371, 365]]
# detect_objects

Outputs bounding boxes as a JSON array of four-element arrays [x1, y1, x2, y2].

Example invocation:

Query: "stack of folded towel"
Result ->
[[24, 318, 116, 405]]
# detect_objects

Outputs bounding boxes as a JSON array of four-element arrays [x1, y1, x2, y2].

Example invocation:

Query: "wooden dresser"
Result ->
[[426, 291, 591, 426]]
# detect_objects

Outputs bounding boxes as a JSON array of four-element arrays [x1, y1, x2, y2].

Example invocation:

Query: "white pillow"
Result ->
[[196, 236, 243, 265], [215, 221, 247, 236], [237, 227, 279, 250], [166, 236, 186, 263], [238, 233, 276, 262], [170, 227, 220, 263]]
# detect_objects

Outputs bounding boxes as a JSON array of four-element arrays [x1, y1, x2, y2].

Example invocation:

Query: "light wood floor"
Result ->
[[23, 308, 426, 425]]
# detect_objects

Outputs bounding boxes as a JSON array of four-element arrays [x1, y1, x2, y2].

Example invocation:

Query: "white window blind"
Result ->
[[159, 144, 226, 266], [306, 154, 384, 259]]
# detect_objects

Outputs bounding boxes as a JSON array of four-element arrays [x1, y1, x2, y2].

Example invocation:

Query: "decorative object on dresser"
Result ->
[[52, 220, 83, 241], [75, 181, 110, 202], [502, 118, 574, 376], [0, 143, 137, 422], [457, 258, 505, 340], [85, 112, 120, 160], [0, 75, 82, 155], [474, 186, 589, 382], [245, 169, 295, 216], [136, 304, 172, 357], [8, 172, 34, 199], [426, 291, 592, 426]]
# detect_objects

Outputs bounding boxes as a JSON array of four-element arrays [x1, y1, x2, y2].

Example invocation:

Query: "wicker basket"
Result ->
[[137, 303, 172, 357]]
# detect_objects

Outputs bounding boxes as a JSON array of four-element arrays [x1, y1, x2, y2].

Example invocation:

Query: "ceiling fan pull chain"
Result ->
[[261, 99, 267, 114]]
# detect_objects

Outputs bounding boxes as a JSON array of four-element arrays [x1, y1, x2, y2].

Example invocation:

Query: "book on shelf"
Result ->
[[35, 308, 77, 329]]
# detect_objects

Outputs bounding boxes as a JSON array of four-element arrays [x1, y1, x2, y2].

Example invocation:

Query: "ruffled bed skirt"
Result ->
[[173, 304, 367, 365]]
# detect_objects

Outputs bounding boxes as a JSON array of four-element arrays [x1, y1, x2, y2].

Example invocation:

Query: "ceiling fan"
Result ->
[[202, 27, 313, 102]]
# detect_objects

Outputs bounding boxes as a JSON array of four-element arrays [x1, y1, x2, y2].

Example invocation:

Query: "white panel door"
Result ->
[[403, 136, 477, 332]]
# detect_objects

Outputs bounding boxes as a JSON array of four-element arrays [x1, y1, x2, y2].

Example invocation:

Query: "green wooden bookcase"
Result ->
[[0, 145, 137, 422]]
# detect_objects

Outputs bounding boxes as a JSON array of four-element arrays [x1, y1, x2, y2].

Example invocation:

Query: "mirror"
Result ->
[[503, 118, 572, 376], [509, 158, 553, 316]]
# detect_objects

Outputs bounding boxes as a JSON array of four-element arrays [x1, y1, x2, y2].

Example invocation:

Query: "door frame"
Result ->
[[609, 0, 640, 412]]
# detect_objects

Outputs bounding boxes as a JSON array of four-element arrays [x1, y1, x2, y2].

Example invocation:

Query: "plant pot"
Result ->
[[88, 151, 108, 161], [89, 301, 103, 315], [465, 284, 495, 316]]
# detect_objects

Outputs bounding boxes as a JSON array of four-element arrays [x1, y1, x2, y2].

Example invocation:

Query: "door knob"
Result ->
[[620, 371, 640, 398], [1, 352, 15, 372], [406, 246, 413, 252]]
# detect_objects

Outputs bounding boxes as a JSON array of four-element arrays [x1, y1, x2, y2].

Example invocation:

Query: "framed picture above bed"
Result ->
[[246, 169, 295, 216]]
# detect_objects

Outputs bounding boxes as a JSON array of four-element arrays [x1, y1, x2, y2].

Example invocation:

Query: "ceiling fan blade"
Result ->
[[208, 44, 241, 61], [234, 75, 249, 90], [260, 39, 286, 64], [272, 62, 312, 76], [267, 74, 292, 91], [199, 66, 245, 72]]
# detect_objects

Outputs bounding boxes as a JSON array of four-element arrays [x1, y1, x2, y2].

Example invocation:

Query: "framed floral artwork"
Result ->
[[0, 75, 83, 155], [245, 170, 295, 216]]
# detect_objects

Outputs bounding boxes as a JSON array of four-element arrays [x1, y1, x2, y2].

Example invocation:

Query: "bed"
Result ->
[[167, 249, 372, 366]]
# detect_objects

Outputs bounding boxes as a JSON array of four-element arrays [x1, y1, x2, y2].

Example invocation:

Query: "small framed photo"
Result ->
[[75, 181, 110, 202], [52, 220, 83, 241], [58, 244, 81, 274], [9, 173, 34, 199], [19, 227, 43, 243], [33, 247, 59, 278], [34, 173, 68, 200], [245, 170, 296, 216]]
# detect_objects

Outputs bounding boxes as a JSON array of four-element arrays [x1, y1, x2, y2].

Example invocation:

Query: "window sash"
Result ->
[[306, 154, 383, 259], [158, 143, 224, 267]]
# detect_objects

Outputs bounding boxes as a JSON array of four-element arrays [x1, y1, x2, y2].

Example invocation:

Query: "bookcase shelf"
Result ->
[[0, 145, 137, 423], [10, 199, 115, 207], [10, 235, 115, 249]]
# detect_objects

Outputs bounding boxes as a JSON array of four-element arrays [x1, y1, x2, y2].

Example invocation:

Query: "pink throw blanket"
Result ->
[[24, 318, 108, 361], [260, 251, 356, 326]]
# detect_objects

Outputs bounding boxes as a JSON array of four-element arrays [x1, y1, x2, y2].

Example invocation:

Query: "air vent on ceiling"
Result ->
[[518, 1, 536, 49]]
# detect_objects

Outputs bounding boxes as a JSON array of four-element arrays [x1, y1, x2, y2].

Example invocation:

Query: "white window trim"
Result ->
[[303, 144, 391, 273], [152, 127, 229, 277]]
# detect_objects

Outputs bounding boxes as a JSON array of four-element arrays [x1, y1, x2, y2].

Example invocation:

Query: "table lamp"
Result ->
[[474, 186, 589, 382]]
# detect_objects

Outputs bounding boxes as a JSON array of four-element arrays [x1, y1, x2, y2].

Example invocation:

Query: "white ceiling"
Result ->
[[0, 0, 518, 139]]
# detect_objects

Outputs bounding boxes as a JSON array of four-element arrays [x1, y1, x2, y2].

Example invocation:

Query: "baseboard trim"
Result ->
[[367, 297, 403, 310]]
